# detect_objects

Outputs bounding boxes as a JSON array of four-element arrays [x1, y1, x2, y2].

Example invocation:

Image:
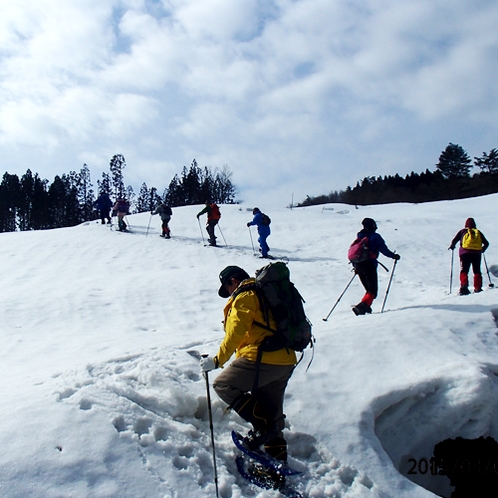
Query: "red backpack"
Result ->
[[210, 204, 221, 221], [348, 236, 371, 263]]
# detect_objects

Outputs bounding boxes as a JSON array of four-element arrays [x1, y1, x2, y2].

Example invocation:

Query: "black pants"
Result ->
[[206, 220, 218, 243], [355, 260, 378, 298], [100, 209, 111, 224]]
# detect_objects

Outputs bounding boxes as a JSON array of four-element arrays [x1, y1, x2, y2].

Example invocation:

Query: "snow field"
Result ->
[[1, 196, 498, 497]]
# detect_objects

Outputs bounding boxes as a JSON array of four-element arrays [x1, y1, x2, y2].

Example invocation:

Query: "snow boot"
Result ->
[[459, 286, 470, 296], [264, 436, 288, 463], [352, 301, 372, 316], [231, 394, 279, 450]]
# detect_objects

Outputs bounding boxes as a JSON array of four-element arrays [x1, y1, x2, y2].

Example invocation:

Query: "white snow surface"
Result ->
[[1, 195, 498, 498]]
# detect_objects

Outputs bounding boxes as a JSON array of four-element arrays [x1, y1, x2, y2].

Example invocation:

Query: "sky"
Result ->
[[1, 0, 498, 206], [1, 195, 498, 497]]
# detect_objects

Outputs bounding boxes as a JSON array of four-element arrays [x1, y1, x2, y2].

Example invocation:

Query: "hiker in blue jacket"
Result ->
[[247, 207, 271, 258], [352, 218, 400, 315]]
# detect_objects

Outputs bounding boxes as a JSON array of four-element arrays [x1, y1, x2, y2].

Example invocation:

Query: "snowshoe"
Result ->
[[235, 456, 303, 497]]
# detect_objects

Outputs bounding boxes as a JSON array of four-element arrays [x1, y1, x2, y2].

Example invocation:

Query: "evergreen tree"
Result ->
[[97, 172, 112, 197], [63, 172, 82, 226], [126, 185, 135, 213], [18, 170, 36, 231], [474, 149, 498, 174], [164, 174, 182, 206], [109, 154, 126, 199], [436, 143, 472, 178], [31, 175, 49, 230], [0, 173, 20, 232], [136, 183, 149, 213], [48, 175, 68, 228], [135, 183, 160, 213], [78, 164, 95, 221]]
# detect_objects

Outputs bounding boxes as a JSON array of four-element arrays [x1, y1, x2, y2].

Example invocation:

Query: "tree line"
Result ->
[[0, 156, 236, 232], [298, 143, 498, 207]]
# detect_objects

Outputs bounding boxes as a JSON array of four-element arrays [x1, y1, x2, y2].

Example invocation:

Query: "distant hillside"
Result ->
[[299, 170, 498, 207], [299, 143, 498, 207]]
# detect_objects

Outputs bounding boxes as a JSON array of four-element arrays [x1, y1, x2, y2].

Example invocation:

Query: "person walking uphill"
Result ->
[[94, 192, 113, 225], [449, 218, 489, 295], [113, 198, 129, 232], [247, 207, 271, 258], [197, 200, 221, 246], [200, 266, 297, 475], [351, 218, 400, 316], [152, 202, 173, 238]]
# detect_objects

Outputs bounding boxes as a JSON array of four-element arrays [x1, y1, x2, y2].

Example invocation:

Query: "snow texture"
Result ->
[[1, 195, 498, 497]]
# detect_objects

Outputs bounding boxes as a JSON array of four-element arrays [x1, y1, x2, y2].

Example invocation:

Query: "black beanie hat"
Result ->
[[362, 218, 377, 231]]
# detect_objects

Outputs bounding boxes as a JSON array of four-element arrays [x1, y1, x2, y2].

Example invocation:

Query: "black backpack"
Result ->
[[261, 213, 271, 226], [237, 262, 313, 353]]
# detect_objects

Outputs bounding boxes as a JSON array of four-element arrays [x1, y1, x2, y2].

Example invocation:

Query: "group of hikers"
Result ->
[[93, 193, 131, 233], [199, 214, 490, 492], [96, 194, 274, 258], [94, 194, 491, 491]]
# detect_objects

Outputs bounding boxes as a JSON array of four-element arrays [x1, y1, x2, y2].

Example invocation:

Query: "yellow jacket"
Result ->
[[215, 279, 297, 368]]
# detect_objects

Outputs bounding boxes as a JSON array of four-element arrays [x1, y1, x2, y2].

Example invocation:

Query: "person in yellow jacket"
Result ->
[[200, 265, 297, 463]]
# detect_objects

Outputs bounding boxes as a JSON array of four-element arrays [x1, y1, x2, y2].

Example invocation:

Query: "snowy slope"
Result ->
[[0, 195, 497, 498]]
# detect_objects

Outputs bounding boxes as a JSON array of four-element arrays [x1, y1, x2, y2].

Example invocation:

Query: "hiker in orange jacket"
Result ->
[[196, 200, 221, 246], [449, 218, 489, 295]]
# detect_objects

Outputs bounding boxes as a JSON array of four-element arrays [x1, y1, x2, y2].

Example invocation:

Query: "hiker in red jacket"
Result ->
[[449, 218, 489, 295], [196, 200, 221, 246]]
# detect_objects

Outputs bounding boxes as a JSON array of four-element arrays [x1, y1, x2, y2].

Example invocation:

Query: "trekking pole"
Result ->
[[483, 254, 494, 288], [202, 356, 219, 498], [381, 259, 398, 313], [323, 271, 357, 321], [217, 224, 227, 246], [197, 218, 206, 246], [248, 227, 256, 255], [145, 213, 152, 237], [449, 248, 454, 294]]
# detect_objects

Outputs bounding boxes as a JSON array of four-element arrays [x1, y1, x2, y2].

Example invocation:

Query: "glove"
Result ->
[[196, 214, 200, 219], [448, 246, 455, 251], [247, 222, 251, 227], [200, 356, 217, 372], [393, 254, 401, 261]]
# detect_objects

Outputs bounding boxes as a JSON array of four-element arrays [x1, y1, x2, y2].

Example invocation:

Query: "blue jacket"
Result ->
[[248, 212, 270, 236], [356, 230, 396, 264], [95, 193, 112, 210]]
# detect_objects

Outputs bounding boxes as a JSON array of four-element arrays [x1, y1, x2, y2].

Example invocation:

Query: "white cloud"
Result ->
[[0, 0, 497, 201]]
